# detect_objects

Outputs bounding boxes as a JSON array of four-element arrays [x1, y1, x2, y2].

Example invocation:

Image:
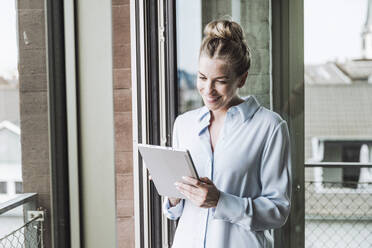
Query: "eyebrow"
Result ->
[[198, 71, 229, 79]]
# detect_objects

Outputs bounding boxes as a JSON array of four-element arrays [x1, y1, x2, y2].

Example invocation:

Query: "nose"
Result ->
[[204, 80, 215, 95]]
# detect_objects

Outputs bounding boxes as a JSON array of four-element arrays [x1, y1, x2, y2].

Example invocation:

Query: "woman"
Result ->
[[163, 20, 291, 248]]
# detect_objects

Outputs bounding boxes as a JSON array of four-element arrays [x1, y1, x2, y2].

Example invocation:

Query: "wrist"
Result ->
[[214, 190, 220, 208], [169, 197, 181, 207]]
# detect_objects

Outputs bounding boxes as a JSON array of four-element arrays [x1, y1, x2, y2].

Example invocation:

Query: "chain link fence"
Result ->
[[305, 181, 372, 248], [0, 214, 43, 248]]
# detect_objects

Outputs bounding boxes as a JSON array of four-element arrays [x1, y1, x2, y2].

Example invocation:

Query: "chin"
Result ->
[[204, 101, 221, 111]]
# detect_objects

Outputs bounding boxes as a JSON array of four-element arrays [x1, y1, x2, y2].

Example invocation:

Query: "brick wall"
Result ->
[[112, 0, 135, 247], [17, 0, 52, 246]]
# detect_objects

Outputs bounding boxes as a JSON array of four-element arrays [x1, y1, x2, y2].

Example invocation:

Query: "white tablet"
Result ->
[[138, 143, 199, 198]]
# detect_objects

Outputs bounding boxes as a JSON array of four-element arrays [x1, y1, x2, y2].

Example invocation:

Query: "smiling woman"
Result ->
[[163, 19, 292, 248]]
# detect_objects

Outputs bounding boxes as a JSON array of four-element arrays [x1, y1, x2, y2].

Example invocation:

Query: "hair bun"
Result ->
[[204, 20, 244, 43], [200, 19, 251, 76]]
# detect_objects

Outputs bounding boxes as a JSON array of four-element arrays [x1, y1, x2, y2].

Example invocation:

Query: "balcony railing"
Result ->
[[0, 193, 45, 248], [305, 163, 372, 248]]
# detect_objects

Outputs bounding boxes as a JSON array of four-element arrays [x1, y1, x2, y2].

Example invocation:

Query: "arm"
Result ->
[[212, 121, 292, 231], [162, 117, 185, 220]]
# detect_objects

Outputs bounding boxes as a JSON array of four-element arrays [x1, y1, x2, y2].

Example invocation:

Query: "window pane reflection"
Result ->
[[176, 0, 272, 114]]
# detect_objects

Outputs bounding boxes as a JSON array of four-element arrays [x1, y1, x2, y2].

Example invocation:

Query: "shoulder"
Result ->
[[174, 107, 205, 127], [253, 106, 287, 135], [256, 106, 285, 125]]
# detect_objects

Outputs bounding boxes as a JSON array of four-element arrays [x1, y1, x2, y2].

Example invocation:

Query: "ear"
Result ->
[[237, 71, 248, 88]]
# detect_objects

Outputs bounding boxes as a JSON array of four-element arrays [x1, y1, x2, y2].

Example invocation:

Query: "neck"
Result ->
[[210, 96, 244, 122]]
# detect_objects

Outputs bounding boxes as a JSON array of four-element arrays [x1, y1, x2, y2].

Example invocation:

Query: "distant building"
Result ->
[[0, 77, 22, 213], [0, 76, 19, 125], [362, 0, 372, 59], [305, 0, 372, 187], [0, 120, 22, 207]]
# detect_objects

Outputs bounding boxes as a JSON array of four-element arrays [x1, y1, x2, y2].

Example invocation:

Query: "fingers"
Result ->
[[181, 176, 201, 186], [175, 182, 204, 197], [199, 177, 213, 184]]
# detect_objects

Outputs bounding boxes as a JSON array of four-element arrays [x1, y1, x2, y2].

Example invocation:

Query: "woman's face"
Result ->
[[197, 56, 244, 112]]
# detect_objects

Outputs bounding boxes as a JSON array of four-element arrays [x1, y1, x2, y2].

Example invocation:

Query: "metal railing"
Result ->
[[0, 193, 44, 248], [305, 163, 372, 248]]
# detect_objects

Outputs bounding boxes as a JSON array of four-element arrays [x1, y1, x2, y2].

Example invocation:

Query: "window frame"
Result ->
[[45, 0, 71, 246], [131, 0, 178, 247], [272, 0, 305, 247]]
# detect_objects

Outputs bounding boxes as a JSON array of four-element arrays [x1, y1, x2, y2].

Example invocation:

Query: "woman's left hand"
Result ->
[[175, 176, 220, 208]]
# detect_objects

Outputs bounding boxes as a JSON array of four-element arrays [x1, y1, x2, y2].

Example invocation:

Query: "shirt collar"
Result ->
[[197, 95, 261, 123]]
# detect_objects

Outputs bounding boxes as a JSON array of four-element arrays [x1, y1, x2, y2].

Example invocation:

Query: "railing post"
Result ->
[[23, 195, 39, 248]]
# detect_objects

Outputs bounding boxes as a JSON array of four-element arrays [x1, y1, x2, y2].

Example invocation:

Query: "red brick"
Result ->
[[112, 0, 129, 6], [113, 5, 131, 46], [116, 174, 134, 217], [113, 44, 131, 69], [114, 89, 132, 112], [117, 217, 135, 248], [116, 151, 133, 174], [115, 112, 133, 152], [114, 68, 131, 89]]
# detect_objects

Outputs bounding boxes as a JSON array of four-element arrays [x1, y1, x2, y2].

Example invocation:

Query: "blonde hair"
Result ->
[[199, 20, 251, 77]]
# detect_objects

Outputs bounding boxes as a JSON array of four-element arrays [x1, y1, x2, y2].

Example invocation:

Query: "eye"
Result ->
[[198, 76, 207, 81], [216, 80, 227, 84]]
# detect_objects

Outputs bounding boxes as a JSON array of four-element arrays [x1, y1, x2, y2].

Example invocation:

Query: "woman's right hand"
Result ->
[[169, 197, 181, 207]]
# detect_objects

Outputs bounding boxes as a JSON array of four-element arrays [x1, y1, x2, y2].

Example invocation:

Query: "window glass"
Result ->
[[0, 0, 51, 245], [0, 182, 7, 194], [15, 181, 22, 194], [176, 0, 272, 114], [304, 0, 372, 246]]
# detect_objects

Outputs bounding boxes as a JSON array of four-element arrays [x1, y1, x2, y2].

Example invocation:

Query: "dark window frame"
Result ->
[[144, 0, 179, 246], [145, 0, 163, 247], [45, 0, 71, 247], [272, 0, 305, 247], [164, 0, 178, 246], [0, 182, 7, 194], [135, 0, 179, 246]]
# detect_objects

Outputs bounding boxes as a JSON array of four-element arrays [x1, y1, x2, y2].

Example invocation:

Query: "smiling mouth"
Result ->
[[205, 96, 221, 103]]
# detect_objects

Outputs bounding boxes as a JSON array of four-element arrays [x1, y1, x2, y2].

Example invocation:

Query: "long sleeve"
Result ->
[[212, 120, 292, 231], [162, 116, 185, 220]]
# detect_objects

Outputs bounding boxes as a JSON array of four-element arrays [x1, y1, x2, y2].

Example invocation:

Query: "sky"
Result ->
[[0, 0, 18, 80], [304, 0, 368, 64], [0, 0, 370, 78]]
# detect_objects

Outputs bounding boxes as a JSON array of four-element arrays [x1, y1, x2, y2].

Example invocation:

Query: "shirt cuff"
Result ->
[[163, 197, 184, 220], [212, 191, 253, 223]]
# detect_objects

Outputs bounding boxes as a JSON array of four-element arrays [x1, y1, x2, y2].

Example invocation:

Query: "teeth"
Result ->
[[207, 96, 219, 101]]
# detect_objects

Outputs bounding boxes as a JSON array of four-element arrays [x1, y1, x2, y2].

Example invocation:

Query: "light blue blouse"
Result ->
[[163, 96, 292, 248]]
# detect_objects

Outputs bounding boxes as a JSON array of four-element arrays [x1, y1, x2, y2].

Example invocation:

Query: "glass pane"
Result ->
[[176, 0, 271, 114], [304, 0, 372, 246], [0, 0, 51, 246], [0, 0, 24, 238], [173, 0, 273, 246]]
